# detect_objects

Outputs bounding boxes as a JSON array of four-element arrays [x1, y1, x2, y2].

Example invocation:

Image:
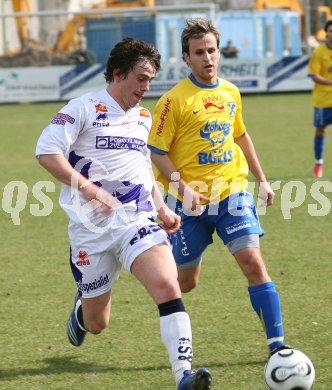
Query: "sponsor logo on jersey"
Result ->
[[96, 135, 146, 152], [77, 274, 110, 294], [75, 250, 91, 266], [157, 97, 171, 136], [205, 102, 224, 111], [78, 250, 88, 259], [140, 108, 150, 117], [200, 120, 231, 146], [198, 150, 233, 164], [225, 220, 253, 235], [193, 94, 225, 114], [198, 120, 233, 165], [193, 108, 203, 114], [93, 121, 110, 127], [129, 224, 163, 246], [227, 102, 236, 117], [95, 103, 108, 113], [138, 120, 150, 132], [94, 113, 109, 127], [96, 113, 108, 121], [51, 112, 75, 126], [202, 94, 224, 106]]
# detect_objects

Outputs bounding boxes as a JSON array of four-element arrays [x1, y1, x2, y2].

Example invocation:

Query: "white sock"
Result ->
[[160, 312, 193, 387]]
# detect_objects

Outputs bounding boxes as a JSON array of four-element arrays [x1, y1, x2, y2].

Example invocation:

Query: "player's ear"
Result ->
[[113, 68, 123, 81], [183, 52, 190, 66]]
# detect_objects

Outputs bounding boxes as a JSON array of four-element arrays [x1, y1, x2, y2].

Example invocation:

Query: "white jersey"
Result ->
[[36, 89, 155, 223]]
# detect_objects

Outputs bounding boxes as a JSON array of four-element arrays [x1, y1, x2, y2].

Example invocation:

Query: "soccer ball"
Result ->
[[264, 348, 315, 390]]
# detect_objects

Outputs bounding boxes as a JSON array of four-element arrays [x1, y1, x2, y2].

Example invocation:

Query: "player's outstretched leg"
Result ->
[[66, 291, 87, 346], [178, 367, 212, 390], [270, 344, 292, 357]]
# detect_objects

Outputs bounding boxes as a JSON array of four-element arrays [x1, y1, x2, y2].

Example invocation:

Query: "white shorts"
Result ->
[[68, 208, 170, 298]]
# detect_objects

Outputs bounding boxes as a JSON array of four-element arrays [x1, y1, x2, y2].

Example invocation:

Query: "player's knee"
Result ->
[[85, 317, 109, 335], [151, 277, 181, 302], [237, 250, 270, 284], [179, 277, 198, 293], [161, 279, 181, 298], [177, 266, 201, 293], [246, 258, 270, 284]]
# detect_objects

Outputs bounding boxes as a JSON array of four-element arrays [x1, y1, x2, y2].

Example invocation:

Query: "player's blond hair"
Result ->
[[181, 18, 220, 60]]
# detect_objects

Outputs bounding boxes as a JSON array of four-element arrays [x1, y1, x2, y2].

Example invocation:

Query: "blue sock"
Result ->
[[314, 135, 325, 162], [248, 281, 284, 352]]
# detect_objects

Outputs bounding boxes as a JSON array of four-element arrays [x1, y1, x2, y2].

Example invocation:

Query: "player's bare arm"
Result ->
[[312, 74, 332, 85], [151, 152, 209, 212], [149, 168, 180, 234], [234, 132, 275, 206]]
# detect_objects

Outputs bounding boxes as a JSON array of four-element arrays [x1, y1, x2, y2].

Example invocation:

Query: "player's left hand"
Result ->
[[157, 206, 181, 234], [258, 181, 275, 207]]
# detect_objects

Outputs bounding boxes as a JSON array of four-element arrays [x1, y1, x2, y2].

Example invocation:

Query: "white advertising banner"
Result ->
[[0, 56, 313, 103], [0, 67, 59, 102], [265, 56, 313, 92]]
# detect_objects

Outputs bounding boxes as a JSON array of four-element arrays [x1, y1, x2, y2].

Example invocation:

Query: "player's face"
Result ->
[[183, 33, 220, 85], [113, 59, 156, 111], [327, 25, 332, 46]]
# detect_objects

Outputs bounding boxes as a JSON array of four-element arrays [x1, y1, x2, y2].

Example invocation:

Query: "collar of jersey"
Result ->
[[189, 73, 219, 89]]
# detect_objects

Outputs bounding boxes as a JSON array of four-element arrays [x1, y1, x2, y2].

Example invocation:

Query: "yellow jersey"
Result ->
[[148, 75, 249, 203], [308, 44, 332, 108]]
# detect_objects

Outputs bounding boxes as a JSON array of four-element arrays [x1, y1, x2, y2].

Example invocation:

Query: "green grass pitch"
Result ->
[[0, 92, 331, 389]]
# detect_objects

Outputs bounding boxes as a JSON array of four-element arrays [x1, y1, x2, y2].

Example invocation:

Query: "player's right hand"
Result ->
[[80, 181, 121, 217], [182, 187, 209, 216], [157, 205, 181, 234]]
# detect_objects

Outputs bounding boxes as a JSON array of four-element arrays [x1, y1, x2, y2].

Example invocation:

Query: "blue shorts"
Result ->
[[168, 191, 264, 265], [314, 107, 332, 128]]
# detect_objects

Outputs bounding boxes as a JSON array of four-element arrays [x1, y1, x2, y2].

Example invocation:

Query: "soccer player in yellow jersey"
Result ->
[[148, 18, 290, 357], [308, 20, 332, 178]]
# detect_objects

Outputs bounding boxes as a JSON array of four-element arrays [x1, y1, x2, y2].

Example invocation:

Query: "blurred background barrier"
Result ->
[[0, 56, 313, 102], [0, 0, 328, 101]]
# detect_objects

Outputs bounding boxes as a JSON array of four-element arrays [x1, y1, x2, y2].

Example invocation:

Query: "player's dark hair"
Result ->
[[104, 37, 160, 83], [181, 17, 220, 61], [324, 20, 332, 32]]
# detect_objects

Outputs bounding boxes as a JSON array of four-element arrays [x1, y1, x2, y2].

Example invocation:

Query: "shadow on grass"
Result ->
[[204, 358, 266, 369], [0, 355, 169, 380], [0, 355, 266, 381]]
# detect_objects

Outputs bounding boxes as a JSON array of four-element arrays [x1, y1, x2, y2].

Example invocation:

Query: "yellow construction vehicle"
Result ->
[[101, 0, 154, 7], [11, 0, 33, 49], [314, 6, 331, 41], [253, 0, 303, 14], [254, 0, 331, 41], [56, 0, 155, 52]]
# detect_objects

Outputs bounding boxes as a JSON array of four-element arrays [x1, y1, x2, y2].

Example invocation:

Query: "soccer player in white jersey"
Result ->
[[36, 37, 212, 390], [148, 18, 292, 360]]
